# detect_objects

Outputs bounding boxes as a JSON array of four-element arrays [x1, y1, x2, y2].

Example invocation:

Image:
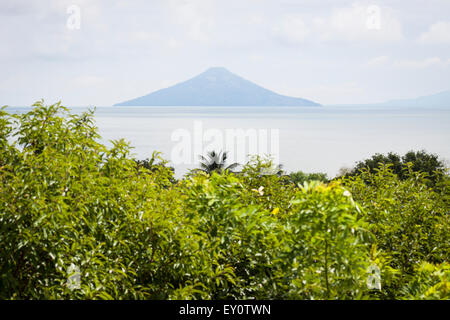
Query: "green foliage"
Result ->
[[238, 156, 297, 213], [0, 102, 448, 300], [289, 171, 328, 185], [181, 172, 282, 299], [284, 181, 371, 299], [341, 165, 449, 298], [349, 150, 446, 187], [0, 102, 197, 299], [198, 150, 239, 174], [401, 262, 449, 300]]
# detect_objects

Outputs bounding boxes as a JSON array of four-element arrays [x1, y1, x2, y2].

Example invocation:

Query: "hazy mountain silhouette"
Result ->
[[115, 67, 320, 106], [374, 90, 450, 108]]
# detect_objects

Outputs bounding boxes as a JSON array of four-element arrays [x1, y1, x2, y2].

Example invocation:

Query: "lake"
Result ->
[[8, 105, 450, 178]]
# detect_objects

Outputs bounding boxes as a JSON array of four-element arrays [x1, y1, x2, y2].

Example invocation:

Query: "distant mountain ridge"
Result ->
[[115, 67, 320, 106], [374, 90, 450, 108]]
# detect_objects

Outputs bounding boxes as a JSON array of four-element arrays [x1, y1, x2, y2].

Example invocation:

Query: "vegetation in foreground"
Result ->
[[0, 102, 448, 300]]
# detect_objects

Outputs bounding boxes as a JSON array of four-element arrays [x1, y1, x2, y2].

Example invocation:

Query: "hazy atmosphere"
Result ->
[[1, 0, 450, 106], [1, 0, 449, 304]]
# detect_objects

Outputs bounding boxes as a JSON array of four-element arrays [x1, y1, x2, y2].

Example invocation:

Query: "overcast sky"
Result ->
[[1, 0, 449, 106]]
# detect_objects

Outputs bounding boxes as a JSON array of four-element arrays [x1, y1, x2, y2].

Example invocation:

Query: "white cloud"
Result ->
[[393, 57, 449, 69], [366, 56, 450, 70], [326, 3, 403, 43], [272, 3, 403, 45], [128, 31, 179, 48], [0, 0, 38, 16], [1, 0, 449, 106], [366, 56, 389, 67], [72, 75, 106, 87], [168, 0, 215, 42], [272, 15, 310, 44], [247, 14, 264, 25], [168, 37, 181, 48], [418, 21, 450, 44]]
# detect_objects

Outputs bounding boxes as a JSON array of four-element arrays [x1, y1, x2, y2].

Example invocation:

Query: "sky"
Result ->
[[1, 0, 449, 106]]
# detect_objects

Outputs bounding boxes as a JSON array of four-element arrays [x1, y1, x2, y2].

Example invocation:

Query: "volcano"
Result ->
[[114, 67, 320, 107]]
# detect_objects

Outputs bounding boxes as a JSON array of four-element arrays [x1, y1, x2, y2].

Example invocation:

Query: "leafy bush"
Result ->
[[0, 102, 448, 300], [282, 181, 371, 299], [341, 165, 449, 298], [289, 171, 328, 185], [180, 172, 282, 299], [401, 262, 449, 300], [348, 150, 446, 187], [0, 102, 201, 299]]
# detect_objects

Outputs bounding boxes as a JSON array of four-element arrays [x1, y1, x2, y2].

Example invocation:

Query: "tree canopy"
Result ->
[[0, 102, 448, 300]]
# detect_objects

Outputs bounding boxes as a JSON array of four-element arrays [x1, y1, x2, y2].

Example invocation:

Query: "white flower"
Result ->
[[252, 186, 265, 196]]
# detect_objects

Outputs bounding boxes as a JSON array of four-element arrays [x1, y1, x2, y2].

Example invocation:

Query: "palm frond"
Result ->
[[225, 162, 239, 172], [198, 150, 239, 174]]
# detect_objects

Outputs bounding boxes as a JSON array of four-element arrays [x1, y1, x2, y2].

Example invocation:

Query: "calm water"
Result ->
[[8, 106, 450, 177]]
